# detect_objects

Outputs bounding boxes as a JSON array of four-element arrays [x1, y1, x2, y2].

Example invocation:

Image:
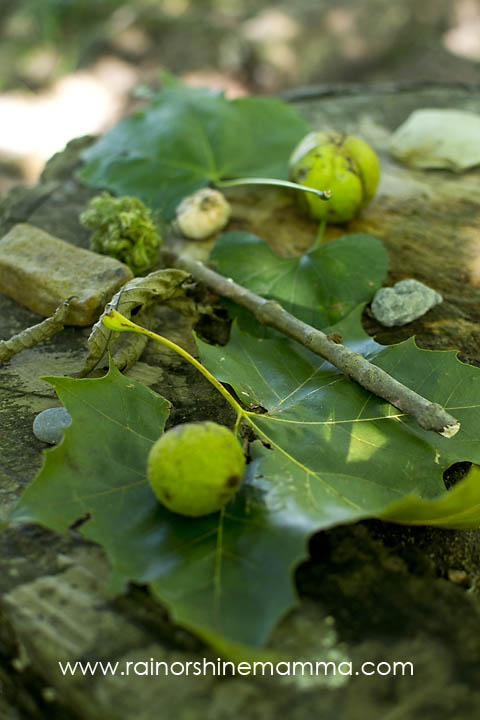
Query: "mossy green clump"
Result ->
[[147, 421, 246, 517], [80, 192, 163, 275]]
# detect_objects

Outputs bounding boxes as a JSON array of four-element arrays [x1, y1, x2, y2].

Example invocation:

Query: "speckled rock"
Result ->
[[371, 279, 442, 327], [0, 223, 133, 325], [33, 407, 72, 445]]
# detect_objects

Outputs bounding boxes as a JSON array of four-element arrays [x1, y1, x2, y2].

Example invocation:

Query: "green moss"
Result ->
[[80, 192, 163, 275]]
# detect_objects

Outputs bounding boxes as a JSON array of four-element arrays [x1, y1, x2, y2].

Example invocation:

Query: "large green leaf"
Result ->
[[9, 312, 480, 651], [198, 319, 480, 531], [210, 231, 388, 334], [79, 83, 309, 219], [9, 362, 309, 649], [10, 363, 170, 547]]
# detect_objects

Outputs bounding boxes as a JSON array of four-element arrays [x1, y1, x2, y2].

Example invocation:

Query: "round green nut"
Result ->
[[147, 421, 245, 517], [289, 131, 380, 223]]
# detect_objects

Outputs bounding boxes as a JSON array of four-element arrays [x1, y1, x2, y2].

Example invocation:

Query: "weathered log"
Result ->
[[1, 85, 480, 719]]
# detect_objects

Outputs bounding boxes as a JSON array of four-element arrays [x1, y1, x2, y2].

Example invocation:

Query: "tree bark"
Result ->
[[1, 84, 480, 720]]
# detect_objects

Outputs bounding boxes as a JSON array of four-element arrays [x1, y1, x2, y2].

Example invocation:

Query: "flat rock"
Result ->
[[371, 278, 442, 327], [0, 223, 133, 325], [389, 108, 480, 171]]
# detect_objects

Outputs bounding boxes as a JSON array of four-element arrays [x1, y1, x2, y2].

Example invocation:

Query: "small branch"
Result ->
[[0, 297, 73, 363], [168, 253, 460, 438]]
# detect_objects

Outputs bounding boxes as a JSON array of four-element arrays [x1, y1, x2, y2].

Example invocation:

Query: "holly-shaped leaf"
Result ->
[[10, 310, 480, 652], [10, 363, 170, 543], [198, 320, 480, 528], [210, 231, 388, 334], [9, 362, 308, 649], [79, 82, 309, 219]]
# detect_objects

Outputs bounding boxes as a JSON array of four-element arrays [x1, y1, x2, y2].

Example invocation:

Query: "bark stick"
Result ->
[[0, 298, 72, 363], [169, 253, 460, 438]]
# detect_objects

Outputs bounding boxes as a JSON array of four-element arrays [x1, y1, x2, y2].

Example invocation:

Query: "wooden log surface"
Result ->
[[1, 84, 480, 719]]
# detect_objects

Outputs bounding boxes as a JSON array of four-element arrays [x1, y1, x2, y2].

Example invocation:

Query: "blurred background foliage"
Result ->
[[0, 0, 479, 189]]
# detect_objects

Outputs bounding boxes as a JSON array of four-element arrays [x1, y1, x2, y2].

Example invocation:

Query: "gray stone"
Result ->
[[33, 407, 72, 445], [371, 278, 443, 327]]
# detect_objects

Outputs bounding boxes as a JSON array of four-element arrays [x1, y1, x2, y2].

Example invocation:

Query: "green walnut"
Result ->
[[147, 421, 245, 517], [289, 131, 380, 223]]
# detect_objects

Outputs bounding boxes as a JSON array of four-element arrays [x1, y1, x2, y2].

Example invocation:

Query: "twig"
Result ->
[[0, 297, 73, 363], [166, 253, 460, 438]]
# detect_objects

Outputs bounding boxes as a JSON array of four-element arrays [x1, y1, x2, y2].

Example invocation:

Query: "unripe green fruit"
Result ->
[[147, 421, 245, 517], [289, 131, 380, 223]]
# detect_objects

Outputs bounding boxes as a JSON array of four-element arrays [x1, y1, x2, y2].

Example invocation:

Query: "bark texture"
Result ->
[[1, 86, 480, 719]]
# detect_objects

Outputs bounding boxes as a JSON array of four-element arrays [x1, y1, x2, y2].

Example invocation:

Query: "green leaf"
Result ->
[[10, 311, 480, 651], [9, 361, 308, 649], [79, 83, 309, 220], [210, 231, 388, 335], [198, 319, 480, 530], [10, 362, 170, 539]]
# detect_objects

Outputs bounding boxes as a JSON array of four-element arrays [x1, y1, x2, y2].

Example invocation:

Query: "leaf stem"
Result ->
[[310, 219, 327, 250], [215, 177, 331, 200], [102, 309, 245, 421]]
